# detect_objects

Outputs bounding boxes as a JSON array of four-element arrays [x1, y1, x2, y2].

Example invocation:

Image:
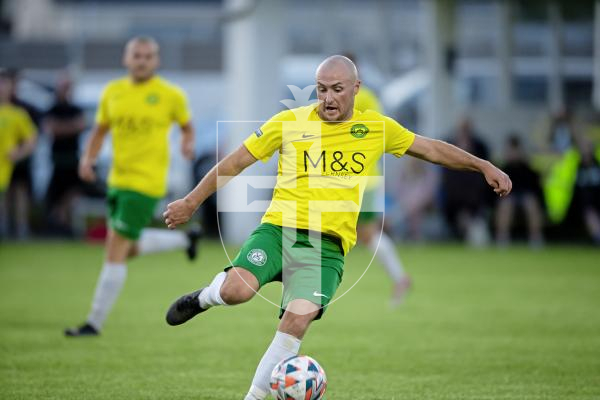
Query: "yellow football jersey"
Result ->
[[0, 104, 36, 191], [354, 85, 383, 190], [243, 104, 415, 254], [96, 75, 191, 197]]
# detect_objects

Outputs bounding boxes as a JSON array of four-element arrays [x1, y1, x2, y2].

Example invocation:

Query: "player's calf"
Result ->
[[244, 301, 318, 400]]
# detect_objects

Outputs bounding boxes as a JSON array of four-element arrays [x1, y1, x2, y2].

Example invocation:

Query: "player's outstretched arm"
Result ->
[[163, 144, 258, 229], [79, 124, 110, 183], [406, 134, 512, 197]]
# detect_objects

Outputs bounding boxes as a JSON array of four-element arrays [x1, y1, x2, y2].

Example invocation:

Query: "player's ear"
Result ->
[[354, 80, 361, 96]]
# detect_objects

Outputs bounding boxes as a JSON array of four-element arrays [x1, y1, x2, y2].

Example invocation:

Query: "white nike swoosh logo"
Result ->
[[291, 134, 317, 142], [313, 291, 329, 298]]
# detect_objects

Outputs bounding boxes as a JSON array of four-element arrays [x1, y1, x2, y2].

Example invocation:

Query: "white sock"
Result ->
[[137, 228, 188, 255], [244, 386, 267, 400], [87, 262, 127, 330], [198, 271, 227, 309], [368, 233, 405, 282], [244, 331, 302, 400]]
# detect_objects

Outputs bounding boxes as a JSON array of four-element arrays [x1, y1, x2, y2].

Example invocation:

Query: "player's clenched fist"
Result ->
[[163, 198, 196, 229], [482, 162, 512, 197], [78, 158, 96, 183]]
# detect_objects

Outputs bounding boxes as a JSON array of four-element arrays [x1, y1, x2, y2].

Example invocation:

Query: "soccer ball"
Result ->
[[270, 355, 327, 400]]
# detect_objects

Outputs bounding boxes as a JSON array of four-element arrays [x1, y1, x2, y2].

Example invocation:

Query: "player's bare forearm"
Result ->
[[406, 135, 486, 172], [9, 136, 37, 162], [79, 124, 109, 182], [81, 124, 109, 163], [23, 136, 36, 157], [407, 134, 512, 196], [187, 144, 257, 207], [180, 122, 195, 160], [164, 144, 257, 228]]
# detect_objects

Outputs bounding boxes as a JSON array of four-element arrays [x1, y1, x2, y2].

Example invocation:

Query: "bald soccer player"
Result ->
[[163, 55, 512, 399], [65, 36, 201, 337]]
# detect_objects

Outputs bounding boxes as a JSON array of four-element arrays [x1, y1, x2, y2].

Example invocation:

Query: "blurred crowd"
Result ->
[[1, 69, 600, 247], [388, 111, 600, 247], [0, 69, 103, 240]]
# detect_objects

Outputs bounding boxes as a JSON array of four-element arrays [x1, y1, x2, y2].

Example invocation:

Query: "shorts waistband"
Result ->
[[266, 223, 344, 255]]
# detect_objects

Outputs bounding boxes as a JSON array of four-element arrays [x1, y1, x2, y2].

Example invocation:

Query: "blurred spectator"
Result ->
[[395, 157, 439, 241], [4, 69, 41, 239], [548, 108, 576, 154], [44, 75, 87, 235], [574, 138, 600, 245], [441, 116, 491, 246], [495, 135, 544, 248], [0, 71, 37, 239]]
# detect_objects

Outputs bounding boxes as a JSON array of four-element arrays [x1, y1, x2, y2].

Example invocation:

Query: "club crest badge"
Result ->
[[247, 249, 267, 266], [350, 124, 369, 138]]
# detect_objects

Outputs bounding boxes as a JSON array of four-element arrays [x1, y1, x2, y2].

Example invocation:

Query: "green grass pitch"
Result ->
[[1, 241, 599, 399]]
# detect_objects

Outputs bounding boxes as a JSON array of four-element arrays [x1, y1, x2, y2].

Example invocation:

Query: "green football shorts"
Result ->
[[228, 223, 344, 320], [107, 188, 159, 240]]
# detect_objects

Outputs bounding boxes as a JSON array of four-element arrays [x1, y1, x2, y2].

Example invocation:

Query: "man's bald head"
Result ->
[[123, 36, 160, 83], [125, 36, 159, 54], [316, 55, 359, 83], [315, 55, 361, 122]]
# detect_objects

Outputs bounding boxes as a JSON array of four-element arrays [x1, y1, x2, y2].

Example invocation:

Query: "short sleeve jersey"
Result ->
[[95, 75, 191, 197], [243, 105, 415, 253]]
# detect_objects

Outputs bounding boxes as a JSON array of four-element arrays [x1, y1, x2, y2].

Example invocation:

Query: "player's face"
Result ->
[[124, 42, 159, 82], [316, 71, 359, 122]]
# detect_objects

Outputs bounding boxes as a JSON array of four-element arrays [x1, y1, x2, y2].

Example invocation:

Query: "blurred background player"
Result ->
[[343, 53, 411, 306], [44, 74, 88, 236], [495, 135, 545, 247], [65, 36, 201, 337], [3, 68, 41, 239], [0, 70, 37, 239]]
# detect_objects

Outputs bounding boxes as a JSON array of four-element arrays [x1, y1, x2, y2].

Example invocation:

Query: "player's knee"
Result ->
[[220, 283, 253, 305], [279, 312, 315, 339], [279, 302, 319, 339], [219, 268, 258, 305]]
